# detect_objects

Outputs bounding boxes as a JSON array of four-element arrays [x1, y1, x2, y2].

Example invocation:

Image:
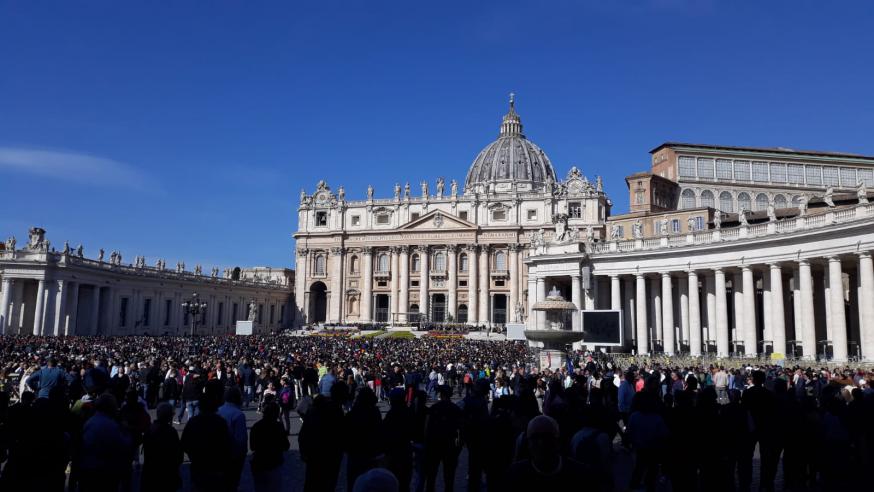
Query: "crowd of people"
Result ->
[[0, 333, 871, 491]]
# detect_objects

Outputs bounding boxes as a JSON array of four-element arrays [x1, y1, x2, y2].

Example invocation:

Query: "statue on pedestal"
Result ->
[[450, 179, 458, 197], [76, 244, 84, 257], [394, 183, 401, 200], [436, 177, 445, 197], [5, 236, 15, 251], [858, 181, 869, 204], [767, 202, 777, 222], [632, 219, 643, 239], [248, 301, 258, 322], [824, 186, 835, 208], [421, 180, 429, 198], [367, 184, 374, 200], [337, 185, 345, 201], [98, 248, 104, 262]]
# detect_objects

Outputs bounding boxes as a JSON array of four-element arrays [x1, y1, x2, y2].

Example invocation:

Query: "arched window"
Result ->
[[315, 255, 326, 275], [348, 255, 359, 274], [434, 252, 446, 272], [737, 192, 752, 212], [719, 191, 734, 212], [680, 189, 696, 209], [495, 251, 507, 271], [377, 253, 389, 273], [755, 193, 769, 211], [411, 254, 420, 272], [700, 190, 715, 209], [457, 304, 468, 323], [791, 195, 802, 207], [459, 253, 468, 272], [773, 194, 787, 209]]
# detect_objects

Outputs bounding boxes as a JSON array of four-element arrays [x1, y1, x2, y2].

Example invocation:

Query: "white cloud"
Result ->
[[0, 146, 154, 190]]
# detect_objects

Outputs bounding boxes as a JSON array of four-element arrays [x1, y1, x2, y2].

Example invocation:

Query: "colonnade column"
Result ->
[[571, 274, 582, 331], [361, 247, 373, 323], [330, 247, 344, 323], [714, 268, 729, 357], [32, 279, 46, 335], [679, 276, 690, 348], [635, 274, 648, 355], [662, 273, 675, 355], [478, 245, 489, 325], [733, 272, 744, 353], [688, 271, 702, 356], [624, 277, 635, 347], [610, 275, 621, 311], [858, 253, 874, 361], [419, 246, 429, 321], [797, 260, 816, 360], [536, 277, 546, 330], [742, 266, 757, 356], [705, 274, 716, 348], [467, 245, 478, 325], [770, 263, 786, 356], [447, 245, 458, 321], [53, 280, 67, 336], [389, 247, 399, 323], [509, 245, 519, 322], [650, 277, 662, 348], [399, 246, 409, 323], [90, 285, 101, 335], [0, 278, 11, 334], [67, 282, 80, 335], [295, 248, 309, 324], [828, 256, 849, 361]]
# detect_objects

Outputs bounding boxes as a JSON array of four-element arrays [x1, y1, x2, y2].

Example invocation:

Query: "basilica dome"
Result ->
[[464, 95, 557, 194]]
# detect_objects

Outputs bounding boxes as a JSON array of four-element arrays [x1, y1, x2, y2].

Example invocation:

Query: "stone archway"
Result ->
[[309, 281, 327, 324]]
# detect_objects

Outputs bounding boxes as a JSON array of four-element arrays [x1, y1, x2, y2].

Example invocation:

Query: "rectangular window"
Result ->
[[569, 202, 582, 218], [217, 302, 224, 326], [459, 279, 468, 287], [840, 167, 857, 187], [822, 166, 839, 186], [459, 211, 469, 221], [351, 215, 360, 226], [769, 163, 787, 183], [495, 280, 505, 287], [527, 209, 537, 220], [671, 219, 680, 233], [411, 280, 419, 287], [232, 303, 238, 322], [142, 298, 151, 327], [377, 281, 387, 287], [411, 212, 420, 220], [678, 156, 696, 177], [164, 299, 172, 326], [693, 216, 705, 231], [859, 168, 874, 186], [752, 161, 769, 182], [733, 160, 750, 181], [315, 211, 328, 227], [492, 209, 506, 221], [716, 159, 733, 180], [806, 165, 822, 185], [279, 304, 285, 324], [376, 214, 389, 225], [616, 225, 624, 238], [697, 158, 715, 179], [120, 297, 129, 327], [787, 164, 805, 184]]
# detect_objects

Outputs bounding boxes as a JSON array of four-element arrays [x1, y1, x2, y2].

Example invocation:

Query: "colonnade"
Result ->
[[601, 253, 874, 361]]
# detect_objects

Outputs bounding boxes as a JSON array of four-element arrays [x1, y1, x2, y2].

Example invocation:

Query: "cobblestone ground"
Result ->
[[126, 401, 777, 492]]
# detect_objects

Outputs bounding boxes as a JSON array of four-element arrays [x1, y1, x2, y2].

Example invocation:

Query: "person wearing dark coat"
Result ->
[[424, 385, 463, 492], [383, 388, 415, 492], [181, 379, 234, 492], [344, 387, 384, 491], [299, 381, 347, 492], [250, 402, 290, 492], [141, 402, 183, 492]]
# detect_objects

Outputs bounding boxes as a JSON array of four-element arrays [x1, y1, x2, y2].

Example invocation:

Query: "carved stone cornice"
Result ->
[[362, 246, 374, 255], [330, 247, 345, 256]]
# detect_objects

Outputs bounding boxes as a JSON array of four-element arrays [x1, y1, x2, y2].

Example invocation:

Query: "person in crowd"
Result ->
[[250, 401, 290, 492], [181, 379, 234, 492], [424, 384, 463, 492], [345, 386, 384, 490], [507, 415, 593, 490], [141, 401, 183, 492], [26, 357, 69, 399], [218, 386, 249, 491], [78, 394, 134, 492], [299, 381, 347, 491]]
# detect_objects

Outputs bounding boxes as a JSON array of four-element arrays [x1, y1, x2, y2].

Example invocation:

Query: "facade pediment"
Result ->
[[396, 210, 476, 231]]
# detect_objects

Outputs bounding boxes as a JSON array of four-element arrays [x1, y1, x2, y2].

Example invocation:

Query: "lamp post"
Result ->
[[181, 292, 207, 337]]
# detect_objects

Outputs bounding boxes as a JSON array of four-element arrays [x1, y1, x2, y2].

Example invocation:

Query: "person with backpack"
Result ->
[[278, 378, 296, 435]]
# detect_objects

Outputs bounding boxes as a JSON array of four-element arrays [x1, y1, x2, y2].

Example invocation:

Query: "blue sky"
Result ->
[[2, 1, 873, 269]]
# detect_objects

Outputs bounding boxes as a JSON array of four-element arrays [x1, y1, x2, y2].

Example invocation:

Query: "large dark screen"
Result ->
[[581, 310, 622, 345]]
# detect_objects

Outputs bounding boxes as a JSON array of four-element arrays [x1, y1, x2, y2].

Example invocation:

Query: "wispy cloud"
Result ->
[[0, 146, 155, 191]]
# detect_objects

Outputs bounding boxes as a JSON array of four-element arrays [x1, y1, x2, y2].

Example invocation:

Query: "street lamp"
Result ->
[[181, 292, 207, 337]]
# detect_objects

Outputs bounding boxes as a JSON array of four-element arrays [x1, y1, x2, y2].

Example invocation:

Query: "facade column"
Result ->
[[418, 246, 429, 321], [714, 268, 729, 357], [52, 279, 67, 336], [399, 246, 410, 323], [509, 245, 519, 322], [467, 245, 479, 325], [624, 277, 636, 349], [571, 274, 582, 331], [635, 274, 649, 355], [688, 271, 702, 356], [478, 245, 489, 326], [67, 282, 80, 335], [705, 274, 716, 349], [733, 272, 744, 352], [584, 270, 596, 310], [295, 248, 308, 323], [0, 278, 11, 334], [447, 245, 458, 321], [797, 260, 816, 359], [662, 273, 675, 355], [857, 252, 874, 361], [33, 279, 46, 335], [762, 272, 773, 346], [770, 263, 787, 356], [828, 256, 849, 361], [610, 275, 621, 310], [330, 247, 345, 323], [650, 277, 662, 349], [742, 266, 757, 356], [390, 247, 399, 323], [679, 276, 690, 347], [90, 285, 101, 335], [361, 247, 373, 323], [536, 276, 547, 330]]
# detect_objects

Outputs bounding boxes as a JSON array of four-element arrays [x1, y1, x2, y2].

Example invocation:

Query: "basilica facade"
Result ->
[[295, 96, 874, 362]]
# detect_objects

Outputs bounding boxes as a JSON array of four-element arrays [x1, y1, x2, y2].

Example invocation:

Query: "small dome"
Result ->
[[464, 94, 557, 194]]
